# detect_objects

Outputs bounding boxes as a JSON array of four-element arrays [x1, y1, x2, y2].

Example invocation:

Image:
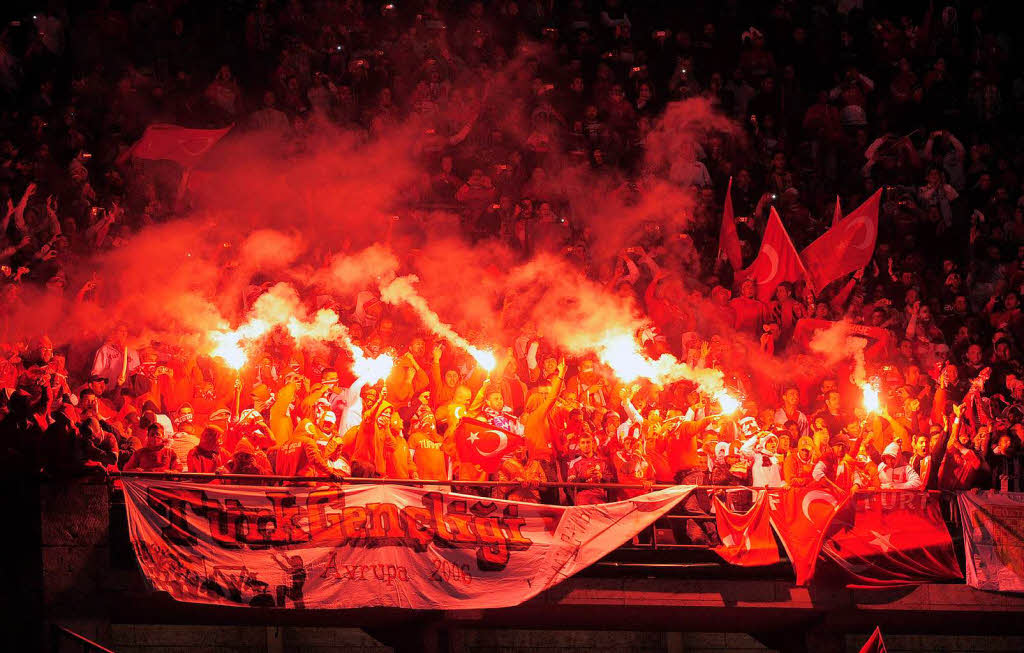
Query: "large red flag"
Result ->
[[801, 189, 882, 292], [718, 177, 743, 271], [713, 491, 782, 566], [739, 208, 809, 302], [129, 124, 232, 167], [858, 627, 887, 653], [455, 416, 525, 473], [766, 485, 848, 585], [819, 491, 962, 588]]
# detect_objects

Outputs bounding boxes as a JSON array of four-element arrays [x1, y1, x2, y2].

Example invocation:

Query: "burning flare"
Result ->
[[379, 275, 495, 372], [208, 288, 396, 385], [209, 319, 272, 370], [469, 347, 497, 372], [351, 348, 394, 384], [716, 391, 741, 415], [593, 331, 726, 399], [595, 333, 661, 384], [861, 383, 880, 413]]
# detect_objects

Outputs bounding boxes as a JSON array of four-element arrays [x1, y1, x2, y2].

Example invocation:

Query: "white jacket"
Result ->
[[878, 462, 922, 489], [741, 434, 785, 487]]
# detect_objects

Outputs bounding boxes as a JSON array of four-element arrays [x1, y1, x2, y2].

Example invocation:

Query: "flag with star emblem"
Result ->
[[819, 490, 961, 588], [713, 491, 782, 566], [766, 485, 849, 585], [455, 416, 525, 473], [129, 123, 232, 167]]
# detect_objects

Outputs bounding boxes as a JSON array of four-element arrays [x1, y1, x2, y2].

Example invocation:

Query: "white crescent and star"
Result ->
[[847, 215, 875, 250], [762, 244, 780, 284], [720, 533, 754, 552], [469, 429, 509, 457], [801, 489, 839, 524], [868, 529, 894, 553]]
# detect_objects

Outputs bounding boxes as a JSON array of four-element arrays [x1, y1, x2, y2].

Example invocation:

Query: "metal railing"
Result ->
[[107, 473, 961, 562]]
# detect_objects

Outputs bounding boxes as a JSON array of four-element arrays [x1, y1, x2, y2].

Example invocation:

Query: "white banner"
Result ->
[[960, 491, 1024, 593], [122, 480, 693, 609]]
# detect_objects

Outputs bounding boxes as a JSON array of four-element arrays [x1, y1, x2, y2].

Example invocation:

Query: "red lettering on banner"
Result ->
[[265, 491, 311, 545], [123, 481, 694, 610], [143, 486, 538, 572], [339, 505, 368, 541], [439, 500, 478, 545], [305, 489, 341, 537], [502, 505, 533, 548], [145, 486, 200, 545], [400, 505, 435, 550], [366, 503, 408, 542]]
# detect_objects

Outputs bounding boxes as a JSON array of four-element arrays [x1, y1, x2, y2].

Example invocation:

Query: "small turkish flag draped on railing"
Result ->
[[713, 491, 782, 566], [819, 491, 962, 588], [858, 627, 888, 653], [455, 416, 524, 473], [766, 485, 849, 585], [129, 124, 232, 167], [718, 177, 743, 271], [738, 208, 809, 301], [801, 189, 882, 292]]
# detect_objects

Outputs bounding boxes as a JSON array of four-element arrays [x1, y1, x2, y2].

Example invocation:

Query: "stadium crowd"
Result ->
[[3, 0, 1024, 538]]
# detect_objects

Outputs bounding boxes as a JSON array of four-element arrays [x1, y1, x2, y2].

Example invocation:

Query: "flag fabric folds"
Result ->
[[801, 190, 882, 292], [858, 627, 888, 653], [718, 177, 743, 271], [766, 485, 848, 585], [455, 415, 525, 473], [122, 479, 695, 610], [820, 491, 962, 588], [739, 207, 809, 302], [959, 491, 1024, 592], [713, 491, 782, 566], [129, 124, 232, 167]]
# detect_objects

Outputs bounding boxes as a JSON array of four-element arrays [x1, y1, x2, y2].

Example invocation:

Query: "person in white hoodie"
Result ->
[[878, 441, 922, 489], [741, 432, 785, 487]]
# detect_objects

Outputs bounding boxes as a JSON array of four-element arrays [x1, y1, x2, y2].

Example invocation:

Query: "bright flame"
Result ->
[[210, 332, 247, 370], [716, 392, 741, 415], [595, 333, 660, 384], [593, 331, 729, 400], [351, 347, 394, 385], [861, 383, 880, 413], [209, 319, 271, 370], [470, 347, 496, 371]]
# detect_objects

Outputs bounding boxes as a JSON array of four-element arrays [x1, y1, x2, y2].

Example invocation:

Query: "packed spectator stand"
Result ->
[[3, 0, 1024, 563]]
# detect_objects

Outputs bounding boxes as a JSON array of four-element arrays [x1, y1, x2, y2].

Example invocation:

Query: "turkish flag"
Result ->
[[738, 208, 808, 302], [718, 177, 743, 271], [801, 189, 882, 292], [130, 124, 232, 167], [766, 485, 848, 585], [455, 416, 525, 473], [858, 627, 887, 653], [790, 319, 895, 360], [713, 491, 782, 566], [819, 491, 962, 588]]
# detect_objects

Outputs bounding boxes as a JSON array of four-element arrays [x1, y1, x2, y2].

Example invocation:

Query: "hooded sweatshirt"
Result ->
[[783, 436, 815, 486], [878, 441, 923, 489], [741, 433, 784, 487]]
